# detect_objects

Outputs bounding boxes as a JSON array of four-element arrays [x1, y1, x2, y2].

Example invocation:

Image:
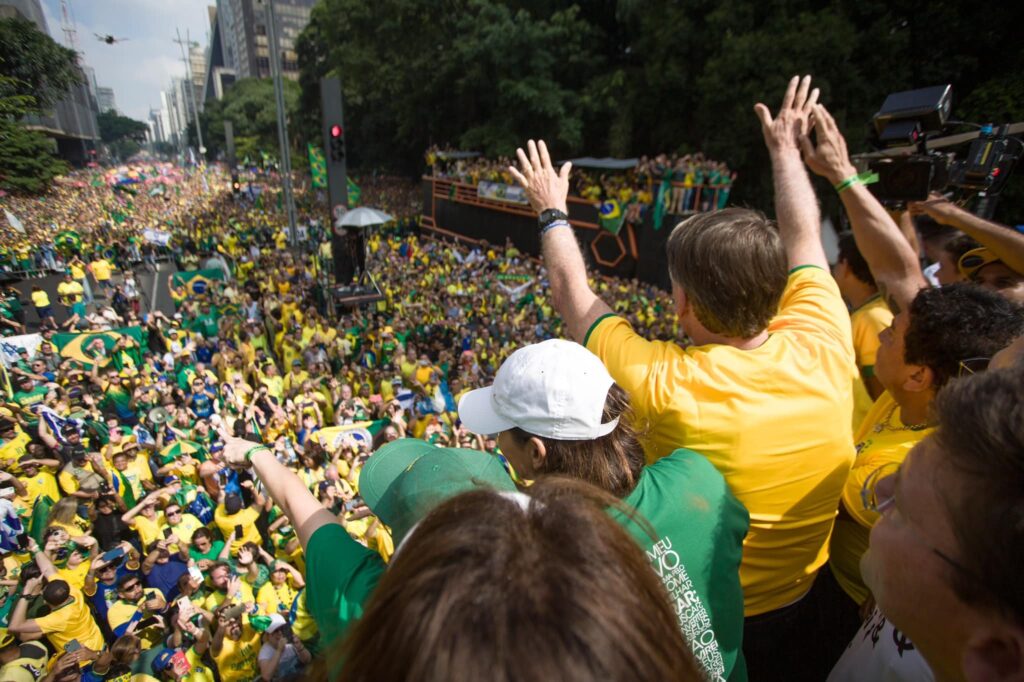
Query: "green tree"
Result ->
[[0, 18, 81, 193], [0, 17, 82, 112], [97, 110, 149, 143], [199, 77, 300, 163]]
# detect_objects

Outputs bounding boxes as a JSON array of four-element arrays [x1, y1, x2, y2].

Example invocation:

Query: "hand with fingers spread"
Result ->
[[507, 140, 571, 214], [754, 75, 820, 154], [799, 104, 857, 185]]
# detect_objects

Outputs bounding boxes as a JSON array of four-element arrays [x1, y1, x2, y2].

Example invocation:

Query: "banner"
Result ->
[[171, 269, 226, 297], [308, 144, 327, 189], [3, 210, 25, 234], [143, 228, 172, 246], [477, 181, 528, 205], [52, 326, 146, 370], [0, 334, 43, 367], [598, 199, 625, 235]]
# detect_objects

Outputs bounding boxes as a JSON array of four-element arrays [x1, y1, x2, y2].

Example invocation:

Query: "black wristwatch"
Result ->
[[538, 208, 569, 232]]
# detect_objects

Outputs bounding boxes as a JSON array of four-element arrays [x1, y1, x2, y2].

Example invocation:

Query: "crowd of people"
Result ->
[[0, 73, 1020, 682], [426, 145, 736, 223]]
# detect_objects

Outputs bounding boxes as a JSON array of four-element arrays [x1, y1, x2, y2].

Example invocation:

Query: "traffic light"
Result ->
[[329, 124, 345, 162], [231, 173, 240, 195]]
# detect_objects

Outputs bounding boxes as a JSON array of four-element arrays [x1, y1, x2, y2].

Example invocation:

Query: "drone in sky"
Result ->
[[95, 33, 129, 45]]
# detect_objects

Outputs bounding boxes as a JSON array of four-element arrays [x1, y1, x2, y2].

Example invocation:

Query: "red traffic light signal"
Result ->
[[331, 124, 343, 138]]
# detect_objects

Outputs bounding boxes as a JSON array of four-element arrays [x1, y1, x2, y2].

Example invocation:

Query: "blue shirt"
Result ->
[[145, 557, 188, 601]]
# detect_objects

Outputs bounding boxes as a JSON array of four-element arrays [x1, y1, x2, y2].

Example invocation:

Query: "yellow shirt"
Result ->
[[56, 561, 91, 591], [107, 589, 165, 647], [16, 469, 60, 513], [586, 266, 857, 616], [849, 296, 893, 433], [69, 262, 86, 280], [90, 259, 113, 281], [830, 392, 932, 604], [213, 623, 262, 682], [257, 579, 298, 616], [57, 280, 85, 304], [202, 581, 256, 613], [130, 513, 168, 549], [33, 585, 105, 653], [30, 290, 50, 307], [214, 505, 262, 554], [168, 512, 205, 545]]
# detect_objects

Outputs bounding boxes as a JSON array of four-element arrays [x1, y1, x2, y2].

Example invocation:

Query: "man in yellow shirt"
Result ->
[[122, 491, 169, 549], [106, 574, 167, 646], [88, 256, 114, 296], [211, 609, 261, 682], [8, 577, 105, 656], [214, 482, 265, 556], [507, 78, 858, 677]]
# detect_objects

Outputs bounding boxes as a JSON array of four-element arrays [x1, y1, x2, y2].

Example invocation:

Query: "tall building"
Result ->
[[96, 86, 117, 114], [203, 0, 314, 104], [0, 0, 99, 164], [188, 43, 207, 112]]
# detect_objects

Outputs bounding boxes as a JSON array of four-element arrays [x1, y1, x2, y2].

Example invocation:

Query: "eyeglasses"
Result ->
[[861, 462, 983, 586], [166, 509, 181, 516], [957, 357, 990, 377], [121, 582, 141, 591]]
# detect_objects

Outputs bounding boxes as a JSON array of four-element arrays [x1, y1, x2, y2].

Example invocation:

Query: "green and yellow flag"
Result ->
[[52, 326, 147, 371], [171, 269, 226, 298], [308, 144, 327, 189], [348, 177, 361, 206], [598, 199, 625, 235]]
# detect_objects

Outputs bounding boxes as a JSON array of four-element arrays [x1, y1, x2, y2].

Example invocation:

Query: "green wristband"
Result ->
[[834, 171, 879, 194], [243, 445, 270, 463]]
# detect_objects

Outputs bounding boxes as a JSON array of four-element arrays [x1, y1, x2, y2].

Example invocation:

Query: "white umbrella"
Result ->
[[337, 207, 394, 228]]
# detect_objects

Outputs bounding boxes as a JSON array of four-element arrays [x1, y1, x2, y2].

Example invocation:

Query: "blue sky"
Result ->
[[41, 0, 212, 121]]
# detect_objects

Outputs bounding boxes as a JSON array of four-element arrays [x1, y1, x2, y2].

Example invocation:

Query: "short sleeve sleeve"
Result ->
[[584, 315, 658, 399], [769, 266, 854, 353]]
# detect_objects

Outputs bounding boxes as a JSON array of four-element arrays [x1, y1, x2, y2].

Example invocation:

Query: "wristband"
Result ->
[[834, 171, 879, 194], [243, 445, 270, 463], [540, 219, 570, 236]]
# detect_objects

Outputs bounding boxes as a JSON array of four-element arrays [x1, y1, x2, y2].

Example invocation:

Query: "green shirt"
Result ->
[[190, 539, 225, 563], [614, 449, 750, 682], [305, 522, 386, 649]]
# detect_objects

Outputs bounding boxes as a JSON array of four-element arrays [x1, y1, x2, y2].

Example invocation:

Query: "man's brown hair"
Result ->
[[933, 363, 1024, 627], [331, 479, 701, 682], [666, 208, 788, 338]]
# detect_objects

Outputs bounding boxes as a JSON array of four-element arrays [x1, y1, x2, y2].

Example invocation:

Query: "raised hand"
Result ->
[[799, 104, 857, 185], [508, 140, 571, 214], [754, 75, 820, 154]]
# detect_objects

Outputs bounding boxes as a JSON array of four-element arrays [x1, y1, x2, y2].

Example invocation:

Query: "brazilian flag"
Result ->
[[55, 229, 82, 255], [308, 144, 327, 189], [598, 199, 625, 235], [172, 269, 225, 298], [52, 326, 147, 371], [348, 177, 361, 206]]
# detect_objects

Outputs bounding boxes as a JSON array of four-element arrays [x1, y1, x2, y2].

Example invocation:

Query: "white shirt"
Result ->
[[828, 607, 935, 682]]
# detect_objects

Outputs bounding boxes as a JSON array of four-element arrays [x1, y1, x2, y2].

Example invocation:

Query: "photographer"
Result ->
[[257, 614, 311, 681]]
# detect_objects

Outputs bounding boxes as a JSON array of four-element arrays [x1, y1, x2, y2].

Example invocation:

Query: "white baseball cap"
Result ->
[[458, 339, 619, 440]]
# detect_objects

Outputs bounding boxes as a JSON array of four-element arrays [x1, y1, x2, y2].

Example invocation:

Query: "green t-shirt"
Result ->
[[13, 386, 48, 425], [305, 522, 386, 649], [614, 449, 750, 682], [190, 539, 225, 563]]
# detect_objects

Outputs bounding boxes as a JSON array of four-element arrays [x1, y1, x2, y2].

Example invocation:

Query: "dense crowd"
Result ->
[[426, 145, 735, 223], [0, 73, 1021, 682]]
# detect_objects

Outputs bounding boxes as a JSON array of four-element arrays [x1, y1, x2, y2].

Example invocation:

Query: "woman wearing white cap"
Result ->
[[458, 338, 750, 682]]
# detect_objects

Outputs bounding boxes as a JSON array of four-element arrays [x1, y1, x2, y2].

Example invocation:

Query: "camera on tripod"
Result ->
[[867, 85, 1021, 205]]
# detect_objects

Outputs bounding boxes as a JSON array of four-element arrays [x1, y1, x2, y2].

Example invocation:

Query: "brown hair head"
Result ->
[[666, 208, 788, 338], [508, 383, 645, 498], [332, 479, 701, 682], [933, 363, 1024, 628]]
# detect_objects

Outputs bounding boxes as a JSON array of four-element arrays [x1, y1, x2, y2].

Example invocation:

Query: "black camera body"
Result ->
[[868, 86, 1021, 210]]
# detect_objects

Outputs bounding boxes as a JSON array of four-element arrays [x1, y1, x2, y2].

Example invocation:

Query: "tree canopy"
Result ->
[[198, 77, 300, 164], [296, 0, 1024, 219]]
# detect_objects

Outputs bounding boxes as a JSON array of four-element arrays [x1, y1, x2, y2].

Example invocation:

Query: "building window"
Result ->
[[255, 23, 266, 36], [257, 56, 270, 71]]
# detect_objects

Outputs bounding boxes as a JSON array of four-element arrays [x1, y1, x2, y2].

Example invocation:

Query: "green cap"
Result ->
[[360, 438, 515, 545]]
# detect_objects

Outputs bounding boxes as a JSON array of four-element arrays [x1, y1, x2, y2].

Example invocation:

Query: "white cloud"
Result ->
[[41, 0, 212, 121]]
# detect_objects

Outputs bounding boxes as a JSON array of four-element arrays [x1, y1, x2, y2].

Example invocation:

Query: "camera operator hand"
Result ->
[[798, 104, 857, 185]]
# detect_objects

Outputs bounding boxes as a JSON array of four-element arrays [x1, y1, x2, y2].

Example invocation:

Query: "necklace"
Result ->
[[874, 403, 929, 433]]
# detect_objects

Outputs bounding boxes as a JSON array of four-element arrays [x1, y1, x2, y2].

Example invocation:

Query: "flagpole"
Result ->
[[262, 0, 299, 247]]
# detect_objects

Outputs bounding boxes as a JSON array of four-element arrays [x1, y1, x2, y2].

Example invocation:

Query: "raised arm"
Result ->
[[220, 434, 337, 552], [754, 75, 828, 271], [912, 193, 1024, 276], [508, 140, 613, 342], [800, 103, 928, 314]]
